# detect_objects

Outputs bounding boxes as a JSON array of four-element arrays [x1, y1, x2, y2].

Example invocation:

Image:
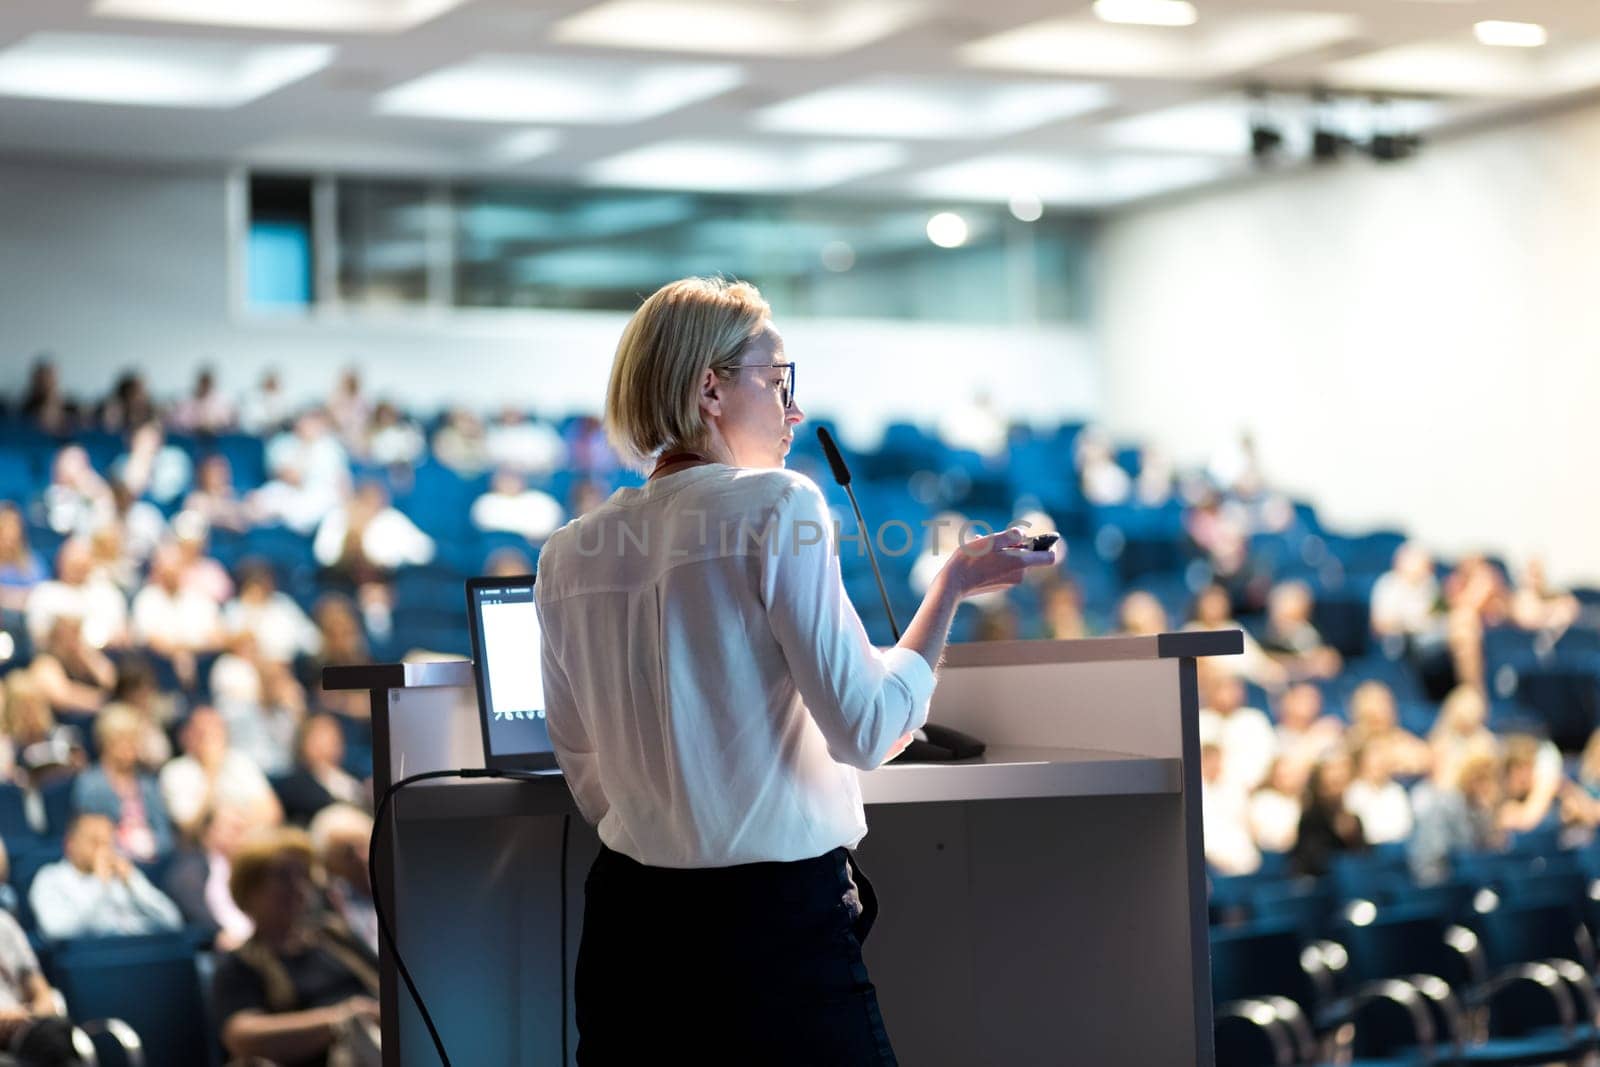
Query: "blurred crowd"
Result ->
[[0, 355, 1595, 1064]]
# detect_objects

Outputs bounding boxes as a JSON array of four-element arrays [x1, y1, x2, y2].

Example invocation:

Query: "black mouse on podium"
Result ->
[[895, 723, 986, 763]]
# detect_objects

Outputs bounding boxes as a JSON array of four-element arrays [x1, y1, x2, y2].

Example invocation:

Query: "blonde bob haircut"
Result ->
[[605, 277, 772, 473]]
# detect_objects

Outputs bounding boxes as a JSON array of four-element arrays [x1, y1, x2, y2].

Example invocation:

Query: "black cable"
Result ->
[[369, 767, 561, 1067], [560, 812, 571, 1066]]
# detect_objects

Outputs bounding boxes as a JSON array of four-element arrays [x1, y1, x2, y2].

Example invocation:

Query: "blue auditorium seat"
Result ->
[[1509, 667, 1600, 752], [0, 783, 44, 846], [45, 929, 217, 1067], [39, 773, 78, 836]]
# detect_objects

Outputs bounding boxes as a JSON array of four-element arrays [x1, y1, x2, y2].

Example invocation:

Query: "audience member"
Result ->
[[27, 616, 114, 715], [102, 657, 177, 769], [484, 548, 534, 578], [1259, 581, 1342, 679], [112, 420, 191, 507], [238, 370, 290, 436], [312, 482, 434, 587], [97, 372, 157, 435], [1428, 685, 1498, 791], [131, 542, 223, 689], [363, 401, 424, 469], [1074, 428, 1130, 506], [105, 480, 168, 571], [169, 367, 236, 434], [1271, 683, 1343, 779], [1345, 742, 1414, 845], [567, 477, 607, 519], [309, 804, 378, 955], [159, 706, 283, 838], [469, 469, 563, 543], [431, 408, 490, 476], [1183, 491, 1251, 586], [1371, 542, 1443, 641], [1201, 740, 1260, 876], [172, 512, 234, 604], [72, 706, 176, 862], [223, 561, 320, 665], [1249, 758, 1302, 854], [306, 597, 371, 719], [24, 538, 126, 650], [1185, 584, 1288, 690], [0, 504, 46, 614], [1509, 556, 1583, 634], [165, 805, 255, 950], [30, 813, 182, 938], [1115, 591, 1168, 636], [1039, 580, 1089, 640], [212, 638, 305, 777], [1408, 753, 1503, 886], [0, 672, 86, 786], [564, 414, 618, 479], [1496, 734, 1562, 834], [485, 406, 565, 477], [1345, 681, 1432, 778], [0, 872, 79, 1066], [20, 358, 71, 434], [1198, 669, 1277, 792], [1291, 751, 1366, 878], [183, 455, 251, 534], [213, 828, 380, 1067], [259, 410, 349, 527], [326, 369, 371, 452], [276, 715, 366, 826]]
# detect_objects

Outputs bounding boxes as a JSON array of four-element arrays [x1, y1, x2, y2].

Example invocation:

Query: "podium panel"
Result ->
[[324, 629, 1238, 1066]]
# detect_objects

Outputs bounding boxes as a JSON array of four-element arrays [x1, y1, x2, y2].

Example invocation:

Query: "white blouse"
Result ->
[[535, 464, 936, 868]]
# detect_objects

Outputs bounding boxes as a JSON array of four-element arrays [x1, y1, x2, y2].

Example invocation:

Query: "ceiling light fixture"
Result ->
[[1092, 0, 1198, 29], [926, 212, 969, 248], [1474, 20, 1547, 48]]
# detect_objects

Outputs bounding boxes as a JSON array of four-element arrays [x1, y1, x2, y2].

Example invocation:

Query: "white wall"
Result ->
[[1096, 103, 1600, 585], [0, 158, 1099, 454]]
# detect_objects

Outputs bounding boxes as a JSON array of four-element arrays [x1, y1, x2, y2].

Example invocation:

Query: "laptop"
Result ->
[[464, 574, 560, 772]]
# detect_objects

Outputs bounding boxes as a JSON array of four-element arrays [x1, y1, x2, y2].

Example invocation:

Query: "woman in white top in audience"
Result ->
[[159, 706, 283, 839], [534, 276, 1056, 1064], [1249, 758, 1303, 855], [1345, 740, 1415, 845], [1201, 742, 1260, 876]]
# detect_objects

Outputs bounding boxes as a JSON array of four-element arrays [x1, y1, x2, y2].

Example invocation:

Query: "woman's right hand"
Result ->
[[937, 526, 1059, 601]]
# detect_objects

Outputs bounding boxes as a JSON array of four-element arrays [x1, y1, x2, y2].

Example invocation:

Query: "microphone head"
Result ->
[[815, 426, 851, 487]]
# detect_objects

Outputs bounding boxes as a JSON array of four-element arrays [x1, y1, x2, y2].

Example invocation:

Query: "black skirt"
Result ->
[[575, 843, 898, 1066]]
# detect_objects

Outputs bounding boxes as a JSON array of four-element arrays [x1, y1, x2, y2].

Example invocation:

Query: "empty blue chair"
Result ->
[[39, 774, 77, 837], [46, 929, 215, 1067], [0, 783, 40, 844]]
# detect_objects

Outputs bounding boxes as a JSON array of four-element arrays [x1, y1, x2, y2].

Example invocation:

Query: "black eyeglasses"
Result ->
[[738, 361, 796, 408]]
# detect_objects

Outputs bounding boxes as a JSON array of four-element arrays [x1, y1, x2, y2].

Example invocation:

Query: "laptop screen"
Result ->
[[466, 575, 557, 770]]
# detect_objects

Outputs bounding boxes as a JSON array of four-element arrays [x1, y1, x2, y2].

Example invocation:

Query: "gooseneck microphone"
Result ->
[[815, 426, 903, 642]]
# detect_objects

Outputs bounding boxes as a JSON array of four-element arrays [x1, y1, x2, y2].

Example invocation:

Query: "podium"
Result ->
[[324, 629, 1240, 1066]]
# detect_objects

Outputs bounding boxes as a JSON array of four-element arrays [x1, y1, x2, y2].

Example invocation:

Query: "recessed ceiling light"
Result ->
[[910, 152, 1230, 207], [1009, 191, 1044, 222], [549, 0, 923, 57], [926, 212, 969, 248], [377, 55, 742, 123], [1092, 0, 1197, 28], [756, 77, 1110, 140], [92, 0, 466, 34], [1474, 20, 1547, 48], [586, 139, 906, 193], [961, 11, 1357, 78], [0, 32, 332, 108]]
